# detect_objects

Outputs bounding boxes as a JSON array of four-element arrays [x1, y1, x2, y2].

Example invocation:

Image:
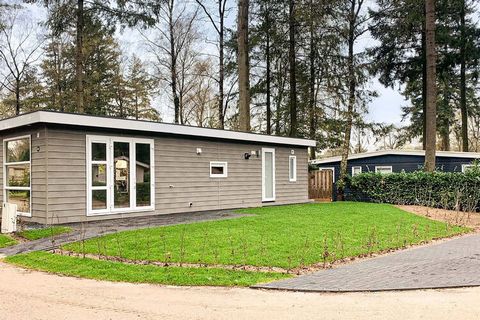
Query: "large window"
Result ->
[[86, 135, 154, 216], [4, 135, 31, 216]]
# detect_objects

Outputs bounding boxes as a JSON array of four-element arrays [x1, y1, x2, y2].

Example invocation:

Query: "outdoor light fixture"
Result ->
[[244, 152, 251, 160], [291, 149, 295, 155], [196, 148, 202, 155]]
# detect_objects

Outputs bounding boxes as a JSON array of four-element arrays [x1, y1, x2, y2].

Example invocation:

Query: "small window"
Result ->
[[352, 166, 362, 176], [462, 164, 474, 173], [210, 161, 227, 178], [289, 156, 297, 182], [375, 166, 393, 174]]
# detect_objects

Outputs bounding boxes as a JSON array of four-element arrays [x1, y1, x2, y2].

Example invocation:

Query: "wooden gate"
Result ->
[[309, 170, 333, 201]]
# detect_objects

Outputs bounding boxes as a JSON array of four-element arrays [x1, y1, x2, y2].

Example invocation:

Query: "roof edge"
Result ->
[[310, 149, 480, 164], [0, 111, 316, 147]]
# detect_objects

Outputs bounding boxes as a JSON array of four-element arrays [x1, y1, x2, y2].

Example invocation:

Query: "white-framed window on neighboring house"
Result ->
[[289, 156, 297, 182], [3, 135, 31, 217], [86, 135, 155, 216], [351, 166, 362, 176], [318, 167, 335, 182], [375, 166, 393, 174], [210, 161, 228, 178], [462, 164, 474, 173]]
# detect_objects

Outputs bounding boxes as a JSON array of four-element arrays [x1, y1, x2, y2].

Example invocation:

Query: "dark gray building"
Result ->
[[310, 150, 480, 183]]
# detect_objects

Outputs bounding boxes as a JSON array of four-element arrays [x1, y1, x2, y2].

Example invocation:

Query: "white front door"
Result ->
[[262, 148, 276, 202]]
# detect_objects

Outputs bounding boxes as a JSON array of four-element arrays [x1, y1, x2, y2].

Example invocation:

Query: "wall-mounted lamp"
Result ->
[[291, 149, 295, 155], [244, 152, 252, 160], [196, 148, 202, 155]]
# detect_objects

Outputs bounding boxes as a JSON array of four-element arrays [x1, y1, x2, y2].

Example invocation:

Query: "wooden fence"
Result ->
[[308, 170, 333, 201]]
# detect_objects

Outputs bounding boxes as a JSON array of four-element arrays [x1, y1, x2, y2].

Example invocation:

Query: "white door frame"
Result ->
[[262, 147, 276, 202]]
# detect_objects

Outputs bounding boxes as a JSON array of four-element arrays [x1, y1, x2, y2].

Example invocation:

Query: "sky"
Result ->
[[11, 0, 409, 128]]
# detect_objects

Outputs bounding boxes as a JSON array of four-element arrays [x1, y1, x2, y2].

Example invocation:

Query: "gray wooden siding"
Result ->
[[30, 127, 309, 224]]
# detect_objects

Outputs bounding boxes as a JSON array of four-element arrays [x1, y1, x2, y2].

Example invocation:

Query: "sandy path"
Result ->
[[0, 262, 479, 320]]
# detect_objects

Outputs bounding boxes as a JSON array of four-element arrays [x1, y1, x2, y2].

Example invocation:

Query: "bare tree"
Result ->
[[288, 0, 297, 137], [237, 0, 250, 131], [195, 0, 229, 129], [337, 0, 369, 198], [143, 0, 199, 124], [424, 0, 437, 171], [0, 11, 43, 115]]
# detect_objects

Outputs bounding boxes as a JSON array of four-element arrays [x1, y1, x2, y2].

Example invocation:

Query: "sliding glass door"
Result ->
[[87, 136, 154, 216]]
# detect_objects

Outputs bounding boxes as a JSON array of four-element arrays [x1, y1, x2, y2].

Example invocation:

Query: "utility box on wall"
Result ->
[[1, 203, 17, 234]]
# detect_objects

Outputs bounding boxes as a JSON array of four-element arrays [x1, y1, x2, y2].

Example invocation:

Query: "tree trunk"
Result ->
[[265, 13, 271, 135], [75, 0, 84, 113], [237, 0, 250, 132], [288, 0, 297, 137], [421, 15, 427, 150], [424, 0, 437, 172], [168, 0, 180, 124], [218, 1, 225, 129], [460, 0, 468, 152], [338, 0, 357, 199], [15, 78, 20, 115], [308, 0, 316, 159]]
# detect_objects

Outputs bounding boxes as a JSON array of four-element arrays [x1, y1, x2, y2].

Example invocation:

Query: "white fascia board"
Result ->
[[0, 111, 316, 147], [310, 149, 480, 165]]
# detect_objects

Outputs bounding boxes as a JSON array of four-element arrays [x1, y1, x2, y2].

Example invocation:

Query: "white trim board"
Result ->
[[0, 111, 316, 148], [311, 150, 480, 165]]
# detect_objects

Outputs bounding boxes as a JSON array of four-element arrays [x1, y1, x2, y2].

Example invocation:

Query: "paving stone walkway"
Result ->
[[256, 233, 480, 292], [0, 210, 247, 257]]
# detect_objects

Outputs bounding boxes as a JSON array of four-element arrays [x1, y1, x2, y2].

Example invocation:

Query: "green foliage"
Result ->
[[6, 251, 289, 287], [349, 168, 480, 211]]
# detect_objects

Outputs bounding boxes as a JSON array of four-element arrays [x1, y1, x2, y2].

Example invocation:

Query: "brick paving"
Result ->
[[0, 210, 248, 257], [256, 233, 480, 292]]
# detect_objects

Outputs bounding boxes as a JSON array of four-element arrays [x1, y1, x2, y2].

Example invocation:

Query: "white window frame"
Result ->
[[375, 165, 393, 174], [317, 167, 335, 182], [462, 164, 474, 173], [262, 147, 276, 202], [210, 161, 228, 178], [351, 166, 362, 176], [3, 135, 32, 217], [289, 155, 297, 182], [86, 135, 155, 216]]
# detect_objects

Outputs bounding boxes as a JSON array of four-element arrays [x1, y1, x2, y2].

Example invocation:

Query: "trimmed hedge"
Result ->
[[347, 168, 480, 211]]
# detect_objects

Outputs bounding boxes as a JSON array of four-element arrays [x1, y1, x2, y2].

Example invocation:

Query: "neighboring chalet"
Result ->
[[310, 150, 480, 183], [0, 111, 316, 224]]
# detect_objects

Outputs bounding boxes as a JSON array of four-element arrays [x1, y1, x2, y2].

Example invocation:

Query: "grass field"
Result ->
[[63, 202, 468, 268], [18, 227, 72, 240], [5, 251, 289, 287], [5, 202, 469, 286], [0, 234, 17, 248]]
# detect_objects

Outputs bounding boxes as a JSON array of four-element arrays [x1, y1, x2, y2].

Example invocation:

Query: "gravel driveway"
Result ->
[[0, 262, 480, 320]]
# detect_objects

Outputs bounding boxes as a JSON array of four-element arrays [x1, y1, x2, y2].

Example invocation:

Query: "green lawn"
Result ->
[[5, 202, 468, 287], [5, 251, 289, 287], [0, 234, 17, 248], [18, 227, 72, 241], [62, 202, 468, 269]]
